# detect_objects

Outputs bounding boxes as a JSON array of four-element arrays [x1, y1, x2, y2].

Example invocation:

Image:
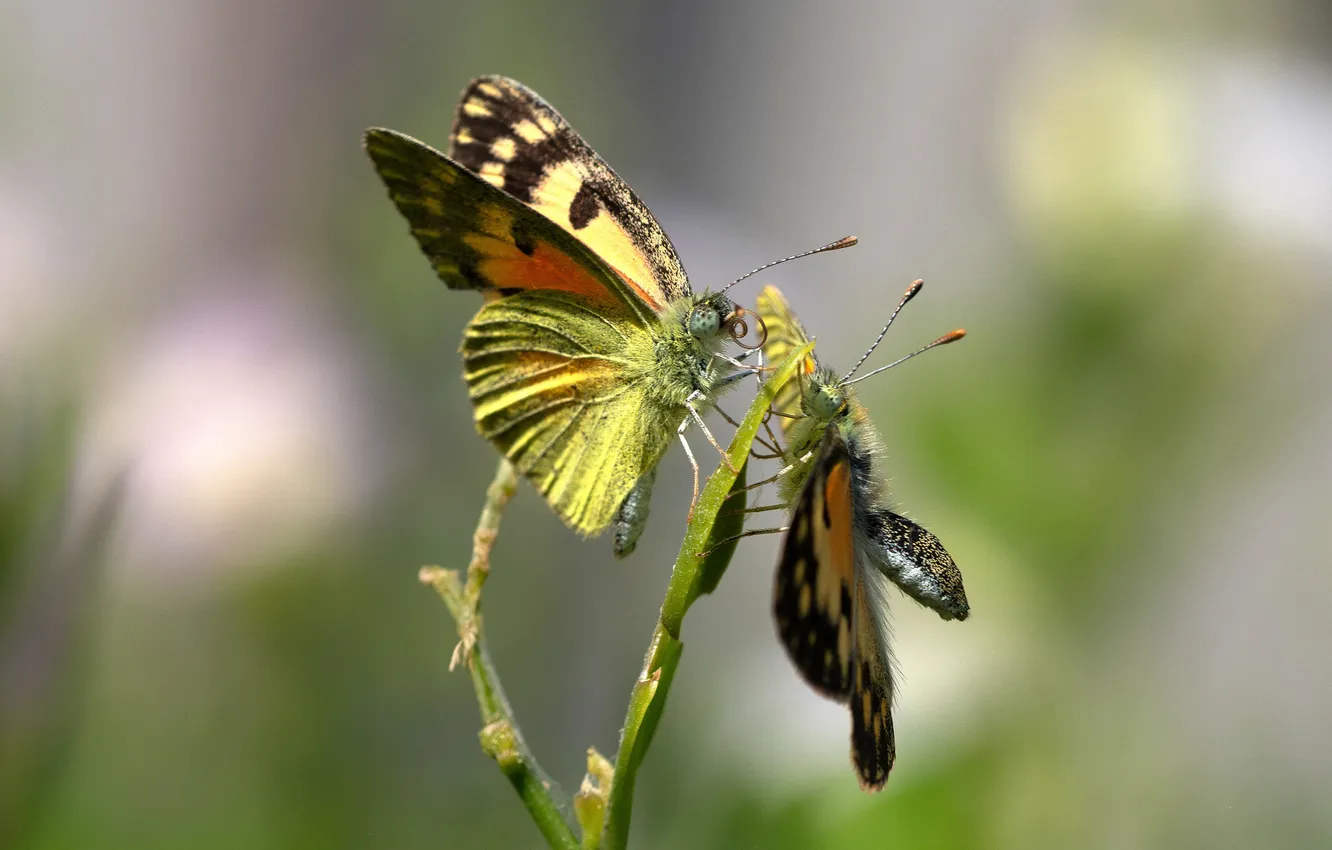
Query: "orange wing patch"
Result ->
[[448, 75, 691, 312], [821, 455, 856, 606], [773, 425, 858, 699], [775, 425, 899, 791], [518, 158, 667, 312], [462, 231, 626, 311], [364, 128, 652, 325]]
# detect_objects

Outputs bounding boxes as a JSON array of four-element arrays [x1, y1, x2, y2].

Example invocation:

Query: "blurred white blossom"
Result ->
[[82, 276, 381, 584]]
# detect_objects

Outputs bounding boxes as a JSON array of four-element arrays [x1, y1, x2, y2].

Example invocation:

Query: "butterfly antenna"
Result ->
[[719, 235, 858, 296], [840, 279, 925, 383], [842, 328, 966, 386]]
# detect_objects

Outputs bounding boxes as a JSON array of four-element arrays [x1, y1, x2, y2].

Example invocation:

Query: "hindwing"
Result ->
[[462, 290, 670, 535], [850, 565, 897, 791], [773, 426, 857, 698], [756, 285, 819, 430]]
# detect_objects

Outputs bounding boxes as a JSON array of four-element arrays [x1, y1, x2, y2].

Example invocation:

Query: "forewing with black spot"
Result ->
[[773, 425, 857, 699], [448, 75, 690, 312], [364, 128, 652, 326]]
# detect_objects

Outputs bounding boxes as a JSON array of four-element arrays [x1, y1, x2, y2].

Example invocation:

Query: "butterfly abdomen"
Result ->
[[840, 402, 970, 621], [863, 511, 969, 621]]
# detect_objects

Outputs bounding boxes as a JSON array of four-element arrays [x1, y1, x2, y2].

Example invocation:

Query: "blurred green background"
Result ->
[[3, 1, 1331, 848]]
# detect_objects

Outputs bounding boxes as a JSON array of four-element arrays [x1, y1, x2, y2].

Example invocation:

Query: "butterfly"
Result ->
[[364, 76, 774, 557], [754, 283, 968, 790]]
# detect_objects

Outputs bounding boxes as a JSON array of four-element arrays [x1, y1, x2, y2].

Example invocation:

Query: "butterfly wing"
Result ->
[[775, 424, 899, 790], [773, 425, 856, 699], [449, 75, 690, 312], [463, 289, 667, 536], [851, 564, 898, 790], [756, 285, 818, 429], [865, 508, 970, 621], [367, 78, 704, 542], [364, 128, 657, 327]]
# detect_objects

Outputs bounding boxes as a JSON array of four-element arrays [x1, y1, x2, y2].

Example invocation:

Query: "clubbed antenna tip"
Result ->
[[720, 235, 858, 295]]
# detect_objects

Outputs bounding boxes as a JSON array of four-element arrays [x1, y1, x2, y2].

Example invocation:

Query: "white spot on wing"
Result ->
[[462, 100, 492, 118], [513, 120, 544, 144], [491, 137, 517, 162]]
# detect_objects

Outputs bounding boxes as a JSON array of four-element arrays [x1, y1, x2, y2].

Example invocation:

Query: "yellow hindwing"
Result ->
[[462, 289, 668, 535]]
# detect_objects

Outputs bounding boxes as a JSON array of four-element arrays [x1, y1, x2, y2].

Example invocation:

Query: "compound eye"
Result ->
[[813, 387, 845, 418], [689, 306, 722, 339]]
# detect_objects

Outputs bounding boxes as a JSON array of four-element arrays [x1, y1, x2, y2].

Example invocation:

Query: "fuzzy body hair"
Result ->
[[777, 367, 968, 623], [640, 292, 738, 412]]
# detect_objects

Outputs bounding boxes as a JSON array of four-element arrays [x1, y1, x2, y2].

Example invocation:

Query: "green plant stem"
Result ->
[[449, 460, 518, 670], [422, 459, 577, 850], [465, 459, 517, 596], [600, 343, 814, 850]]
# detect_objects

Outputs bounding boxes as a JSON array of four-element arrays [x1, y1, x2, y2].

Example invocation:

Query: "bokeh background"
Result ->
[[4, 1, 1331, 848]]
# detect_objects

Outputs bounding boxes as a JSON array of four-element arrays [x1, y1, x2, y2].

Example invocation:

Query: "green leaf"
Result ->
[[692, 459, 747, 600], [602, 341, 813, 850], [658, 340, 812, 639]]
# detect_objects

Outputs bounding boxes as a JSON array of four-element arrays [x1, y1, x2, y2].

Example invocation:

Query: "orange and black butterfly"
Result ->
[[757, 284, 969, 790], [365, 76, 766, 557]]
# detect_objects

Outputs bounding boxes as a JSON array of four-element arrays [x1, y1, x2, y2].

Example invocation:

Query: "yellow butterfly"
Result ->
[[754, 283, 968, 790], [365, 76, 797, 557]]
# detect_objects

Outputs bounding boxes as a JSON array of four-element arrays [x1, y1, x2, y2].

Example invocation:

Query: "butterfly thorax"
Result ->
[[640, 293, 738, 410], [779, 369, 856, 502], [838, 403, 888, 519]]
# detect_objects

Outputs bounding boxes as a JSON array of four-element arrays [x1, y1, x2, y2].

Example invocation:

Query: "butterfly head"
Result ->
[[687, 293, 733, 340], [805, 368, 849, 421], [804, 370, 847, 423], [687, 293, 768, 351]]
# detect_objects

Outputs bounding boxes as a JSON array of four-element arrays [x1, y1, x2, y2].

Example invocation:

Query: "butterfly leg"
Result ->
[[713, 349, 758, 370], [713, 368, 760, 389], [697, 524, 788, 557], [714, 403, 783, 458], [676, 424, 701, 519], [712, 404, 744, 429], [725, 449, 817, 499], [746, 348, 790, 455], [709, 350, 766, 440], [756, 410, 786, 460], [710, 349, 762, 389], [684, 393, 740, 474], [715, 500, 788, 524], [711, 350, 787, 460], [729, 503, 790, 514]]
